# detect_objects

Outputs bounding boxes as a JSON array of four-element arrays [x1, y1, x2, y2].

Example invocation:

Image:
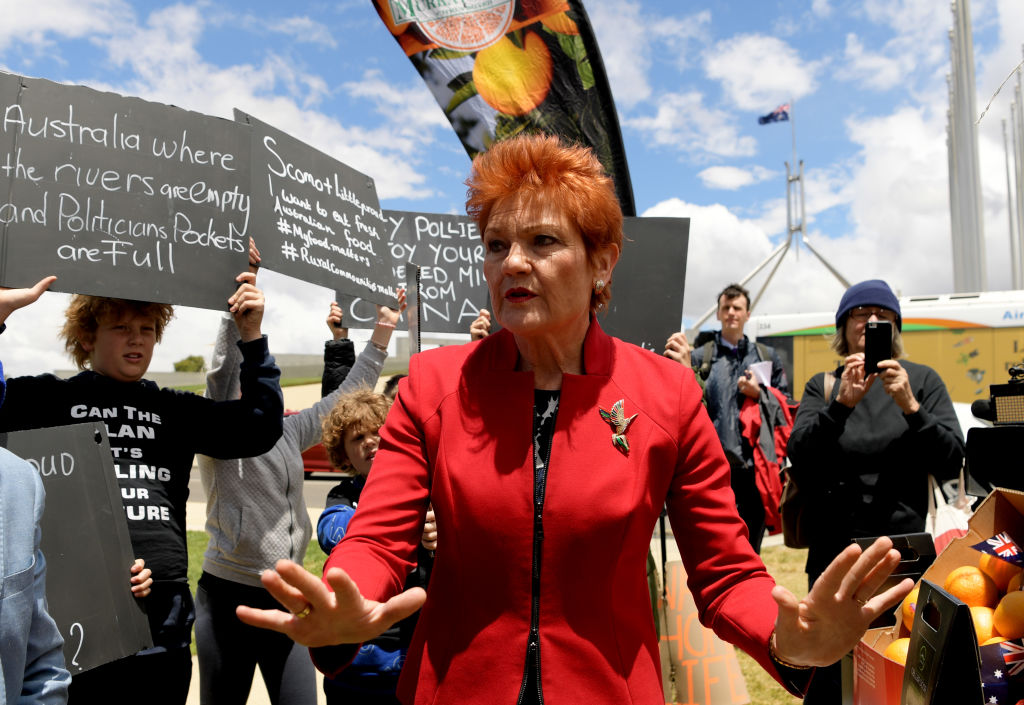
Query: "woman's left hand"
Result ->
[[876, 359, 920, 414], [770, 536, 913, 667]]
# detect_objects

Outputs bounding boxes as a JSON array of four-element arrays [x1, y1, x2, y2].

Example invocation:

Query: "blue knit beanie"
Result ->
[[835, 279, 902, 331]]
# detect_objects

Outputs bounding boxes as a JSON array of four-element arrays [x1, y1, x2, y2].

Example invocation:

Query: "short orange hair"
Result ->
[[321, 389, 391, 472], [61, 295, 175, 370], [465, 134, 624, 313]]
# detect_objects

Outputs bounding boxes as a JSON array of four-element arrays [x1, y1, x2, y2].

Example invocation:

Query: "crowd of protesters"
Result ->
[[0, 135, 962, 705]]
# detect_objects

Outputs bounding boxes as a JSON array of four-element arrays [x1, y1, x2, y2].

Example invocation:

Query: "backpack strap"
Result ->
[[695, 340, 715, 381], [755, 342, 771, 363], [823, 371, 837, 402]]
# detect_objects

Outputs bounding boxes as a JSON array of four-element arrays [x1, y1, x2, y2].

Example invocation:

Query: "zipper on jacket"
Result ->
[[516, 414, 554, 705]]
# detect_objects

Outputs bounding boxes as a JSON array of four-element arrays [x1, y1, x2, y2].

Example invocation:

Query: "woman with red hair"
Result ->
[[240, 134, 911, 704]]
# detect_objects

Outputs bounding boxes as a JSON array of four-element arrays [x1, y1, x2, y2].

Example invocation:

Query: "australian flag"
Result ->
[[758, 104, 790, 125], [972, 532, 1024, 568], [981, 640, 1024, 704]]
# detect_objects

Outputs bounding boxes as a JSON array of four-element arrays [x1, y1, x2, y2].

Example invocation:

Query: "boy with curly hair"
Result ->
[[0, 268, 283, 705], [316, 388, 434, 705]]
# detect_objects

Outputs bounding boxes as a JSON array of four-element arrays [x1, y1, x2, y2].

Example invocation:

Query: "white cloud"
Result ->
[[842, 107, 957, 292], [584, 0, 653, 107], [265, 16, 337, 48], [697, 165, 776, 190], [82, 5, 444, 200], [811, 0, 833, 18], [704, 34, 821, 111], [344, 69, 449, 133], [835, 33, 908, 91], [584, 0, 712, 108], [0, 0, 133, 56], [642, 195, 913, 328], [624, 91, 756, 159]]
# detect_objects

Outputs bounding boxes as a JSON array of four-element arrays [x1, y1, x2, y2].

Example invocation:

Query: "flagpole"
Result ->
[[790, 98, 797, 178]]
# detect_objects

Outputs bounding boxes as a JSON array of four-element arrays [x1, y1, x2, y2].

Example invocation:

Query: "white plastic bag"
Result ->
[[926, 469, 973, 554]]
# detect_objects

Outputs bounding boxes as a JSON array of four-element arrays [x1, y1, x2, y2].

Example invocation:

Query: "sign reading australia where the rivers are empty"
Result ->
[[0, 72, 251, 309], [237, 111, 396, 305]]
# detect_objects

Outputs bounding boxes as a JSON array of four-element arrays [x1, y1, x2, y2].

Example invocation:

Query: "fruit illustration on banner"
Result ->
[[417, 1, 515, 52], [473, 32, 553, 116], [540, 11, 579, 34]]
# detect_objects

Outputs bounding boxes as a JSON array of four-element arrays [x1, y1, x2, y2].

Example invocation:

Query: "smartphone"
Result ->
[[863, 320, 892, 375]]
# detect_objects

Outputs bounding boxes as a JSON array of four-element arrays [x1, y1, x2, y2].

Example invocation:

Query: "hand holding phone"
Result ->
[[863, 320, 892, 375]]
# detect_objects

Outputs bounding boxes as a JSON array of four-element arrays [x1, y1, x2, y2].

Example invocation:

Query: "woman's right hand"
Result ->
[[836, 353, 875, 408], [235, 559, 426, 647]]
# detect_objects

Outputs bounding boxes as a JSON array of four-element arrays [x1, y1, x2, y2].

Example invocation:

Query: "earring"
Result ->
[[594, 279, 605, 292]]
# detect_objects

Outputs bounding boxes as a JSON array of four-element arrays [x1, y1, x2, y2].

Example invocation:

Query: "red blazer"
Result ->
[[326, 321, 787, 704]]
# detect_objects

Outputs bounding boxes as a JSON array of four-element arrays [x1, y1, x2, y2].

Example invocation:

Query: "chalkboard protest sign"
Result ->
[[333, 210, 484, 334], [603, 217, 689, 351], [237, 111, 397, 305], [0, 422, 152, 673], [335, 212, 688, 351], [0, 71, 250, 309]]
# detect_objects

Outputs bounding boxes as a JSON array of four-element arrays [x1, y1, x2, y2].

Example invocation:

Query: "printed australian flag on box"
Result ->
[[981, 639, 1024, 704], [972, 532, 1024, 568]]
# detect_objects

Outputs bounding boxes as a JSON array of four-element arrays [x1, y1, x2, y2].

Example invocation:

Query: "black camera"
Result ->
[[971, 363, 1024, 424]]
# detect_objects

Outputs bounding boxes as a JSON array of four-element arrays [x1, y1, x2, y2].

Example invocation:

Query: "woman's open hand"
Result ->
[[770, 536, 912, 667], [236, 559, 426, 647]]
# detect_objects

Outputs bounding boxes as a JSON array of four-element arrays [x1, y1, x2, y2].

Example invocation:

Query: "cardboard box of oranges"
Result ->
[[852, 487, 1024, 705]]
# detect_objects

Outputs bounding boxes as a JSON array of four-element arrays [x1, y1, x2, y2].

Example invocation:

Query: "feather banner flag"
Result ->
[[372, 0, 636, 215]]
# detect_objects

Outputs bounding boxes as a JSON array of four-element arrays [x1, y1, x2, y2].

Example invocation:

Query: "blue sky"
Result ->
[[1, 0, 1022, 374]]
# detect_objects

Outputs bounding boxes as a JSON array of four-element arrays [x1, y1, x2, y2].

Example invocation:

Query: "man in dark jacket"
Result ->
[[664, 283, 789, 552]]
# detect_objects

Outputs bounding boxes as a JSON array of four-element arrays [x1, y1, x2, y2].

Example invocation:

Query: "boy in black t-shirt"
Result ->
[[0, 271, 283, 705]]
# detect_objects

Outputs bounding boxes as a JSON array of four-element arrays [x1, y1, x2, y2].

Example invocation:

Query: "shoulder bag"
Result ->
[[779, 371, 835, 549]]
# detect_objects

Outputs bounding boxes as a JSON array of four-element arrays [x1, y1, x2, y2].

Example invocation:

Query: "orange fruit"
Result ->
[[902, 585, 920, 632], [540, 11, 579, 35], [980, 552, 1023, 592], [970, 606, 997, 642], [883, 637, 911, 665], [944, 565, 999, 607], [1008, 571, 1023, 594], [983, 636, 1008, 645], [473, 32, 553, 116], [993, 590, 1024, 639]]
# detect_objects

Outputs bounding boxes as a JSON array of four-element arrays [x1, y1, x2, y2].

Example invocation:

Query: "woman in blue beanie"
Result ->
[[787, 279, 964, 705]]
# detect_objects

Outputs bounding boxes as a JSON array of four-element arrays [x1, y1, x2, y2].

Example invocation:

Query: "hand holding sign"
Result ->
[[228, 272, 264, 343], [130, 558, 152, 598], [327, 302, 347, 340], [470, 309, 491, 341]]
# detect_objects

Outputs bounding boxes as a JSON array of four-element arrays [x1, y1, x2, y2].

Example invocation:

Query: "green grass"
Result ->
[[735, 544, 809, 705], [185, 531, 804, 705], [186, 532, 328, 654]]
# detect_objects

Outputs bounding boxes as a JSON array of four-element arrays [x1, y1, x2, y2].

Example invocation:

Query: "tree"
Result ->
[[173, 355, 206, 373]]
